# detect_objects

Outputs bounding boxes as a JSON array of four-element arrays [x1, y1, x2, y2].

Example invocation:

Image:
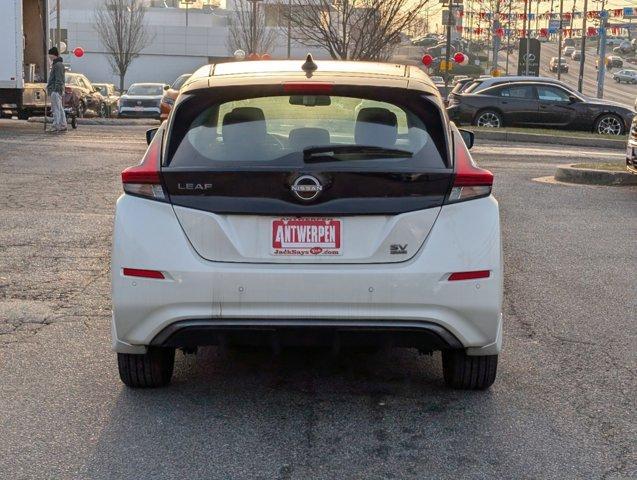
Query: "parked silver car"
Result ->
[[612, 69, 637, 84]]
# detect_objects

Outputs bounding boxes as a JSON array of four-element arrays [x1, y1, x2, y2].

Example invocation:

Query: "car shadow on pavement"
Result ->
[[78, 347, 500, 479]]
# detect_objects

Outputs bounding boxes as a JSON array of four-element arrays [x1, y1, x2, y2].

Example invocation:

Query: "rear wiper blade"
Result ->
[[303, 145, 413, 163]]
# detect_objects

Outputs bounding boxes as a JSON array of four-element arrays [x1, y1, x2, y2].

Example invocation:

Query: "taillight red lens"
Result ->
[[448, 270, 490, 281], [447, 130, 493, 203], [121, 131, 166, 200], [123, 268, 165, 279], [283, 82, 333, 94]]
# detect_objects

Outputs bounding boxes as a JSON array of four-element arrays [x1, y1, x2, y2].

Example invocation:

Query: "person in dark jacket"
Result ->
[[46, 47, 67, 132]]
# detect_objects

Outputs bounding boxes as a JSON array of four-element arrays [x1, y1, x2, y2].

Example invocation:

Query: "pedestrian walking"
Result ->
[[46, 47, 67, 133]]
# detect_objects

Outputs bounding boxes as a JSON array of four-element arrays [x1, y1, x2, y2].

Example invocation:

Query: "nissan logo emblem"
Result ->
[[291, 175, 322, 202]]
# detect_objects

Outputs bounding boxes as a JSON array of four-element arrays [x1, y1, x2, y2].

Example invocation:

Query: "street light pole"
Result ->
[[182, 0, 195, 27]]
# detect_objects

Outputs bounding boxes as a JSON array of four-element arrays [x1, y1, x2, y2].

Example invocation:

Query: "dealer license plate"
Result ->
[[271, 218, 342, 256]]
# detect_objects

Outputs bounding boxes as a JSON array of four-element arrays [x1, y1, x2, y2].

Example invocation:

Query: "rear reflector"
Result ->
[[123, 268, 165, 279], [121, 129, 166, 200], [447, 130, 493, 204], [448, 270, 490, 281], [283, 82, 333, 94]]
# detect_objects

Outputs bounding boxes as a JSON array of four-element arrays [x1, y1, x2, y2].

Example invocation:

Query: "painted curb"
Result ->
[[554, 164, 637, 186], [471, 129, 626, 150], [27, 116, 159, 127]]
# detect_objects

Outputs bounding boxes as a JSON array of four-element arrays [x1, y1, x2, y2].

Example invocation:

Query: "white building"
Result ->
[[55, 0, 330, 88]]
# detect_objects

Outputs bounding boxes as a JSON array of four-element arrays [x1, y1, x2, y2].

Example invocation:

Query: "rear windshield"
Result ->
[[463, 81, 483, 93], [167, 93, 448, 170], [128, 84, 164, 95]]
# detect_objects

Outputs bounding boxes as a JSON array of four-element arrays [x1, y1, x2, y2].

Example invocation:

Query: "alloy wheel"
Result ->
[[477, 112, 501, 128], [597, 116, 622, 136]]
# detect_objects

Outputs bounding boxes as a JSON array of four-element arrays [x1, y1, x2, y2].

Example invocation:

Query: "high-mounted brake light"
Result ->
[[446, 131, 493, 204], [123, 268, 165, 279], [283, 82, 333, 94], [121, 131, 166, 200], [448, 270, 490, 281]]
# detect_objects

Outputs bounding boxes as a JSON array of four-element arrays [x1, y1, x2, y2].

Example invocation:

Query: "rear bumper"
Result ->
[[151, 318, 463, 351], [118, 107, 160, 118], [111, 195, 503, 356], [447, 106, 475, 125]]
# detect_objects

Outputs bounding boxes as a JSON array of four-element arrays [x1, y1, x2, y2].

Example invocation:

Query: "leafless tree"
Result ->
[[94, 0, 153, 92], [227, 0, 277, 55], [288, 0, 430, 61]]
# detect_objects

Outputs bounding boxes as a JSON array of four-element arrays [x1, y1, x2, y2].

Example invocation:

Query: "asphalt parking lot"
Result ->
[[0, 120, 635, 479]]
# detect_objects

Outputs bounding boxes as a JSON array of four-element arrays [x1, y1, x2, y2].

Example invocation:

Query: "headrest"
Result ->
[[355, 107, 398, 147], [288, 128, 330, 150], [222, 107, 267, 144]]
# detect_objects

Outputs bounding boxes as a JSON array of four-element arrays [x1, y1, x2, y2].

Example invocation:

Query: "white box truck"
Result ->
[[0, 0, 49, 119]]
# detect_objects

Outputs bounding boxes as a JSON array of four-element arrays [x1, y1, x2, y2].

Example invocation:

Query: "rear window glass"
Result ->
[[463, 81, 483, 93], [490, 85, 535, 99], [168, 95, 448, 170], [171, 74, 190, 90]]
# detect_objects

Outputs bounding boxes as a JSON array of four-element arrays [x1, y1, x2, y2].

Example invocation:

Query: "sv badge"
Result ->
[[390, 244, 408, 255]]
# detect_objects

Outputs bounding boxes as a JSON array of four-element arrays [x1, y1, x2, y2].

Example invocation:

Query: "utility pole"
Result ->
[[492, 0, 501, 74], [444, 0, 453, 88], [56, 0, 61, 51], [505, 0, 512, 74], [596, 9, 608, 98], [577, 0, 588, 93], [468, 0, 473, 47], [549, 0, 554, 40], [595, 0, 605, 54], [557, 0, 564, 80], [524, 0, 530, 75]]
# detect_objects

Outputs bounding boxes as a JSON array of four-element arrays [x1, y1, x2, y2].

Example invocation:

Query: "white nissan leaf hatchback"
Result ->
[[111, 57, 503, 389]]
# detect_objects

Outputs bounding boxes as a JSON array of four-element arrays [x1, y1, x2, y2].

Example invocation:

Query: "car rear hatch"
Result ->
[[161, 83, 454, 264]]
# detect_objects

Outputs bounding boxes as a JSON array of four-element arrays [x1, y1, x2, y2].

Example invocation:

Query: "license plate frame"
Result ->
[[271, 218, 342, 256]]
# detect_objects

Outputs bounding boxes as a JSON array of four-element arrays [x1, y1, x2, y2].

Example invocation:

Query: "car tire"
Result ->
[[117, 347, 175, 388], [442, 350, 498, 390], [98, 103, 107, 118], [594, 114, 625, 136], [474, 110, 503, 128], [615, 77, 620, 83]]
